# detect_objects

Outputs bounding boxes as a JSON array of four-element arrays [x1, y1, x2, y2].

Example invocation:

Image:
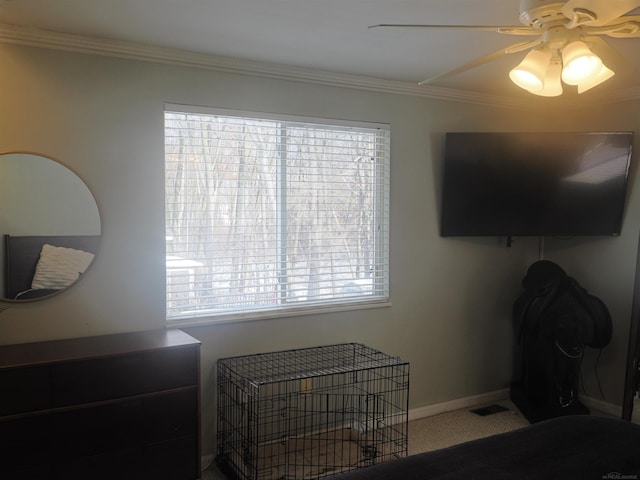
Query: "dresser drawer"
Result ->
[[141, 386, 198, 443], [0, 414, 54, 473], [51, 346, 198, 406], [53, 398, 145, 458], [52, 387, 198, 459], [3, 465, 51, 480], [0, 365, 51, 415], [52, 435, 199, 480]]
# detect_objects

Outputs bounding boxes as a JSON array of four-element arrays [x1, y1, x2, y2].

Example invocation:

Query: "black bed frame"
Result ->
[[327, 415, 640, 480]]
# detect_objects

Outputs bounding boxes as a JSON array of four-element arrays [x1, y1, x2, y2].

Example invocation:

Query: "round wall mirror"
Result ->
[[0, 152, 101, 302]]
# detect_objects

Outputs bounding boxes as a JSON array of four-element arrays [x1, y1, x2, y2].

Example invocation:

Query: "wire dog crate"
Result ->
[[216, 343, 409, 480]]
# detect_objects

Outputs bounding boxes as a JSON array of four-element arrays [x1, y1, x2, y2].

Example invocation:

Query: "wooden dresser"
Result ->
[[0, 328, 201, 480]]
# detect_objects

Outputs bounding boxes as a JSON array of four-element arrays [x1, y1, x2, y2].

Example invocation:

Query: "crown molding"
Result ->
[[0, 23, 536, 109], [0, 23, 636, 108]]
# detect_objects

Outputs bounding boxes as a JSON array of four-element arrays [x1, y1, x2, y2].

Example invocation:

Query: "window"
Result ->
[[165, 105, 390, 322]]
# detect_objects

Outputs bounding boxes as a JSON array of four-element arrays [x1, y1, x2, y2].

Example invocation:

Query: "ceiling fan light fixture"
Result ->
[[561, 40, 603, 85], [509, 48, 552, 92], [577, 64, 615, 93], [529, 60, 563, 97]]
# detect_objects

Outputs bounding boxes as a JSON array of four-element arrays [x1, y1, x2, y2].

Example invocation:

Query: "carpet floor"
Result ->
[[204, 400, 530, 480], [407, 400, 529, 455]]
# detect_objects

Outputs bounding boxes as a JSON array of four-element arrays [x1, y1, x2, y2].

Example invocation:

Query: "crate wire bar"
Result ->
[[216, 343, 409, 480]]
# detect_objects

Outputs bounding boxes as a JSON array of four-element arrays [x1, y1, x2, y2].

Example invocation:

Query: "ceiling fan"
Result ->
[[370, 0, 640, 96]]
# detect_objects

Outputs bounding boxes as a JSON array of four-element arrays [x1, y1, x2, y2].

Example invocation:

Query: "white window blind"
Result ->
[[165, 106, 390, 322]]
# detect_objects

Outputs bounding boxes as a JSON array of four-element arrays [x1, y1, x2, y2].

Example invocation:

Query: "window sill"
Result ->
[[167, 300, 392, 328]]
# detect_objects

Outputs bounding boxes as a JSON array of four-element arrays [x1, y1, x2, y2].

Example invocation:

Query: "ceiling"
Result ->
[[1, 0, 639, 100]]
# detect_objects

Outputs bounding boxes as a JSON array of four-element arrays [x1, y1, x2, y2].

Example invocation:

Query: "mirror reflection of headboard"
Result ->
[[4, 235, 100, 300], [1, 152, 101, 302]]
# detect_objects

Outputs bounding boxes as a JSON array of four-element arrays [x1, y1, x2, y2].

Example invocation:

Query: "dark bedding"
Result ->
[[328, 415, 640, 480]]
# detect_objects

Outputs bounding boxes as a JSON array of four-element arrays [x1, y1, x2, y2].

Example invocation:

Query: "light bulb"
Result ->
[[509, 49, 552, 92], [561, 41, 602, 85]]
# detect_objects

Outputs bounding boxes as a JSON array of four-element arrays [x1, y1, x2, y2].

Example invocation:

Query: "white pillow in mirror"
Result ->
[[31, 244, 95, 290]]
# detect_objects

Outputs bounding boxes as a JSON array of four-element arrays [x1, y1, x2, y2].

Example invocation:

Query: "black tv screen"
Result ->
[[440, 131, 633, 237]]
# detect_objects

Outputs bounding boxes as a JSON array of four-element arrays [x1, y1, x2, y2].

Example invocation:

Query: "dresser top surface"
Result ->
[[0, 329, 200, 368]]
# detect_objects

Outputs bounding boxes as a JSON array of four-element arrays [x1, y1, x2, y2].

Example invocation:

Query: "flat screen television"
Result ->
[[440, 131, 633, 237]]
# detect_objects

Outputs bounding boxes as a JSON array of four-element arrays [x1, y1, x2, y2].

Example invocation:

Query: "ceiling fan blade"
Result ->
[[561, 0, 640, 27], [368, 24, 539, 35], [584, 35, 628, 68], [585, 15, 640, 37], [418, 38, 542, 85]]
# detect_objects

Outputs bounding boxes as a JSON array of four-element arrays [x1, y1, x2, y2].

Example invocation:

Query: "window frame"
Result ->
[[164, 104, 391, 326]]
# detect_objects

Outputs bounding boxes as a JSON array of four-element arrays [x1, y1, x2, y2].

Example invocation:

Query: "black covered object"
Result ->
[[326, 416, 640, 480], [511, 260, 612, 422]]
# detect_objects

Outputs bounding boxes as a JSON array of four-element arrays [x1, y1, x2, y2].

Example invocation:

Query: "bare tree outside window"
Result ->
[[165, 108, 389, 321]]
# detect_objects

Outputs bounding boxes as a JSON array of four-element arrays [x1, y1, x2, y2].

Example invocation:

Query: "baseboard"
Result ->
[[201, 453, 216, 473], [408, 390, 624, 423], [579, 395, 622, 419], [408, 389, 510, 422]]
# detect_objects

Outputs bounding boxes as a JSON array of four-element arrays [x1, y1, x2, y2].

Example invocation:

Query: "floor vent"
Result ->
[[470, 404, 509, 416]]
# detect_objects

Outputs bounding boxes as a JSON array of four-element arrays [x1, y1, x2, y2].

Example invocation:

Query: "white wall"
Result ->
[[543, 101, 640, 409], [0, 43, 637, 457]]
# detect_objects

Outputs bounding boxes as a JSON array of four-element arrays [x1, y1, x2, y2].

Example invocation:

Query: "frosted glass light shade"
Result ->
[[577, 65, 615, 93], [509, 49, 552, 92], [561, 41, 602, 85], [530, 61, 563, 97]]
